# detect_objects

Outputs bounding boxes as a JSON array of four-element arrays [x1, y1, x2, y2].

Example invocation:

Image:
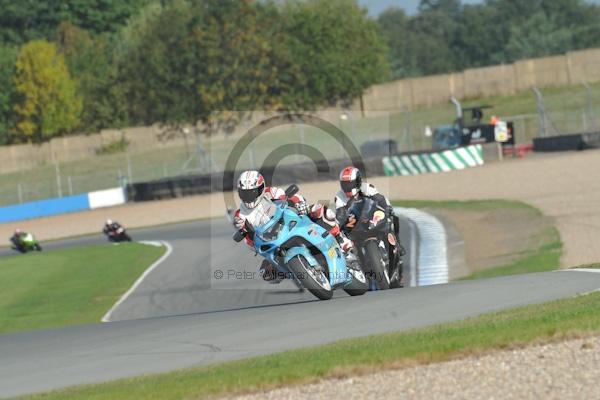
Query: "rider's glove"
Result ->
[[234, 215, 245, 230], [295, 200, 309, 216], [338, 236, 354, 252], [345, 214, 357, 229]]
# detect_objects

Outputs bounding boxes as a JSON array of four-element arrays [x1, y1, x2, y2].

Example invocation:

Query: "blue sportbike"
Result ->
[[234, 185, 368, 300]]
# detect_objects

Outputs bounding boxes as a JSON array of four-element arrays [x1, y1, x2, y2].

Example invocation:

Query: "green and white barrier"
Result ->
[[383, 144, 484, 176]]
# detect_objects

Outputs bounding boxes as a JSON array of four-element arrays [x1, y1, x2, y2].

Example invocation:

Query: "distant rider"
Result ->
[[9, 228, 27, 249], [233, 170, 309, 283], [103, 219, 123, 237]]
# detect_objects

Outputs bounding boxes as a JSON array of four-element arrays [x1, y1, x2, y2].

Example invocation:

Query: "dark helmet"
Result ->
[[339, 166, 362, 197]]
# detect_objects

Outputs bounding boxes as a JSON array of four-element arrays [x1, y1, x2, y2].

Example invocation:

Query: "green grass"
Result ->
[[393, 199, 542, 214], [393, 199, 562, 279], [467, 227, 562, 279], [0, 243, 165, 334], [22, 289, 600, 400]]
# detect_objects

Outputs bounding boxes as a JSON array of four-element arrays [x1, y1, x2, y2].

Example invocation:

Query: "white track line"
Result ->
[[101, 241, 173, 323], [567, 268, 600, 273]]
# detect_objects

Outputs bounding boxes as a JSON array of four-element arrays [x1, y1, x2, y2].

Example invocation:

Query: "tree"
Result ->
[[505, 11, 573, 61], [280, 0, 390, 108], [12, 40, 82, 142], [0, 0, 150, 46], [453, 4, 505, 68], [0, 46, 17, 144], [57, 22, 128, 132], [378, 8, 411, 79], [115, 0, 201, 125], [419, 0, 461, 18]]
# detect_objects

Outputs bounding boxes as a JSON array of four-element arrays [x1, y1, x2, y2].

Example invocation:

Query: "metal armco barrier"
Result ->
[[533, 132, 600, 152], [126, 157, 386, 202]]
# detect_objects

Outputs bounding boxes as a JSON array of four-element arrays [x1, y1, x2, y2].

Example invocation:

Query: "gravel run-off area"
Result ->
[[232, 334, 600, 400]]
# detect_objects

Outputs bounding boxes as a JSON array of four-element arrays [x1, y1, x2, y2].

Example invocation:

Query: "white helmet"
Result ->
[[237, 170, 265, 208], [106, 219, 113, 226]]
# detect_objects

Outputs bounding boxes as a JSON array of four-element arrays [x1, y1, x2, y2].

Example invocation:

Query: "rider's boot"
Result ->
[[397, 242, 406, 257], [259, 259, 283, 284]]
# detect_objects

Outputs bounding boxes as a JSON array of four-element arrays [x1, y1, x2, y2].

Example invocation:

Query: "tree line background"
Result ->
[[1, 0, 599, 145]]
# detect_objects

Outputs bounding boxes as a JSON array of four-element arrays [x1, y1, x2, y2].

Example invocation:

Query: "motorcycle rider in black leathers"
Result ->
[[9, 229, 27, 250], [335, 166, 405, 279], [103, 219, 123, 237]]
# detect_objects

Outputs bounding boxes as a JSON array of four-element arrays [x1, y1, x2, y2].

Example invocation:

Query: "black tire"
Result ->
[[35, 243, 42, 251], [344, 267, 368, 296], [390, 258, 403, 289], [364, 240, 390, 290], [287, 255, 333, 300], [123, 234, 132, 242], [390, 277, 402, 288]]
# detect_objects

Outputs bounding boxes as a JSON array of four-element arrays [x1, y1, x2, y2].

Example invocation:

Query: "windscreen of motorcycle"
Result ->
[[245, 197, 278, 229]]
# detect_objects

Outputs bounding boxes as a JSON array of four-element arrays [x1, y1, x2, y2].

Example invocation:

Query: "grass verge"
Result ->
[[0, 243, 165, 334], [393, 199, 542, 213], [393, 199, 562, 279], [22, 288, 600, 400], [466, 227, 561, 279]]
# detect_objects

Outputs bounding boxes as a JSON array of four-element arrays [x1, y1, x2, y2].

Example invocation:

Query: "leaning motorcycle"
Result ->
[[343, 197, 403, 290], [234, 185, 368, 300], [11, 233, 42, 253], [106, 227, 132, 243]]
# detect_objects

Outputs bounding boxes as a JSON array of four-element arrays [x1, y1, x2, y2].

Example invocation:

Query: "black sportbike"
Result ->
[[342, 198, 403, 290], [105, 227, 132, 243]]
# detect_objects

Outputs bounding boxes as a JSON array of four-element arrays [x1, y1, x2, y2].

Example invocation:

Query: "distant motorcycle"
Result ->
[[10, 233, 42, 253], [105, 226, 132, 243], [343, 197, 403, 290]]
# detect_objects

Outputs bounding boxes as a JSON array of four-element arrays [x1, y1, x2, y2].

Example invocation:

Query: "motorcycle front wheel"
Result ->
[[287, 255, 333, 300], [344, 267, 368, 296]]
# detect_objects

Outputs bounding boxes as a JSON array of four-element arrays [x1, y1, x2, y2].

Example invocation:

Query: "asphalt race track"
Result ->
[[0, 216, 417, 321], [1, 219, 600, 397]]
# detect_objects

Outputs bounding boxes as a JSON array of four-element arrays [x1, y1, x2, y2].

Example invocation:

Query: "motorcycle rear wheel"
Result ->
[[364, 240, 390, 290], [287, 255, 333, 300]]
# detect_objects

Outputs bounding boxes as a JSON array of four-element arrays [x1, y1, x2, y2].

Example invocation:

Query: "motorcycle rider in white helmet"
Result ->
[[233, 170, 309, 283], [103, 219, 123, 237]]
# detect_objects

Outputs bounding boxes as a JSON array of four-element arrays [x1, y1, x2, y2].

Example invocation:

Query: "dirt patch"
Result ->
[[428, 207, 553, 276]]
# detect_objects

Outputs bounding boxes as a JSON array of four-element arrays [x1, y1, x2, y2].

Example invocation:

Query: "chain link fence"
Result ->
[[533, 83, 600, 139]]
